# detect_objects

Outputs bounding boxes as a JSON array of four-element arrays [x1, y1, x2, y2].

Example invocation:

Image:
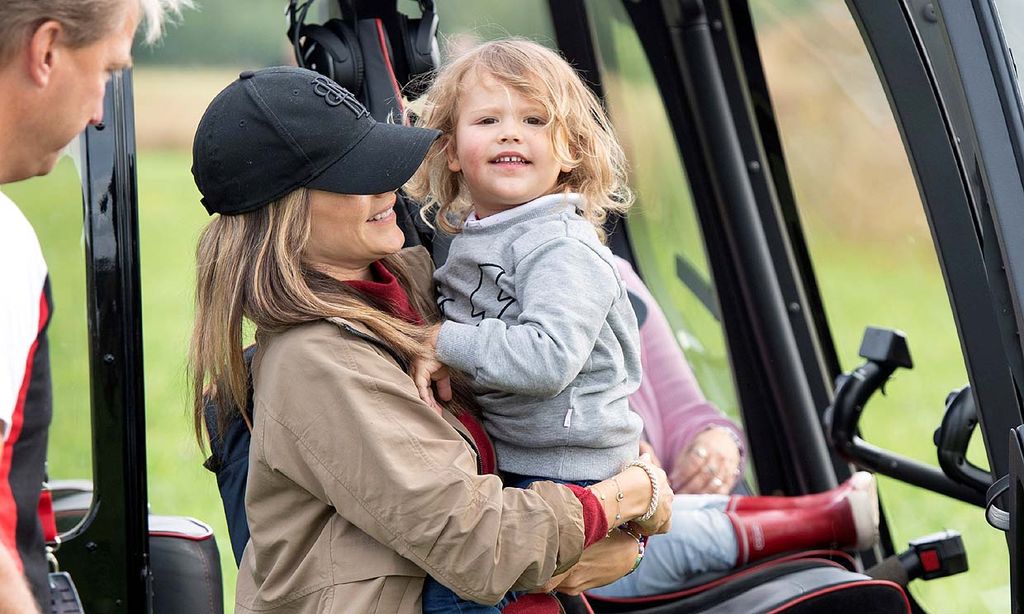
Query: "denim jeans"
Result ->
[[421, 578, 516, 614], [586, 494, 737, 598]]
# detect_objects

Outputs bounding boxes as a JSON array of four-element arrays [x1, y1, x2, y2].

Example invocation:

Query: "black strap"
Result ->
[[985, 473, 1011, 531]]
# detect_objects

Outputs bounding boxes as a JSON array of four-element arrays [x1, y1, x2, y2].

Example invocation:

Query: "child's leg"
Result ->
[[421, 577, 514, 614], [727, 471, 880, 564], [586, 496, 737, 598], [588, 473, 880, 598], [672, 493, 730, 511], [725, 471, 874, 512]]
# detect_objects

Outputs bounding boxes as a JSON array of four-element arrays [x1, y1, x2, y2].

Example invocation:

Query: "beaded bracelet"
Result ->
[[624, 458, 660, 523]]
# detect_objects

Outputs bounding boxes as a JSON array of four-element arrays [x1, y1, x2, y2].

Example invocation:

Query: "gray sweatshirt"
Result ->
[[434, 193, 643, 481]]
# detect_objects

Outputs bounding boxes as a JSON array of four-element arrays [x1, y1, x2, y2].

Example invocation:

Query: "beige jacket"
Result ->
[[235, 247, 585, 613]]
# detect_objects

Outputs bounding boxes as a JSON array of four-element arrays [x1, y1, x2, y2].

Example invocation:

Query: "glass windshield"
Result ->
[[585, 1, 741, 425], [993, 0, 1024, 106], [994, 0, 1024, 74], [749, 1, 1010, 610]]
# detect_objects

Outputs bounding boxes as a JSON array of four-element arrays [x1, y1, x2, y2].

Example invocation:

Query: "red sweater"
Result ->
[[347, 263, 607, 612]]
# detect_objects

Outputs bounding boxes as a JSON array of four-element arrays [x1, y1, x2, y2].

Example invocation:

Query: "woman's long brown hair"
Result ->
[[189, 188, 474, 451]]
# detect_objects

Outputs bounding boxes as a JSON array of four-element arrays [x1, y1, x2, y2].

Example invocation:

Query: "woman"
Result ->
[[615, 256, 746, 495], [188, 66, 672, 614]]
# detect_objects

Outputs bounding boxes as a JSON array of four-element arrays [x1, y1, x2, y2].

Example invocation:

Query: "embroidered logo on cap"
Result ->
[[311, 76, 370, 118]]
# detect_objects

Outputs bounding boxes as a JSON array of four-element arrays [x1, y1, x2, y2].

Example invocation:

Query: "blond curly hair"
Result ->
[[406, 38, 632, 242]]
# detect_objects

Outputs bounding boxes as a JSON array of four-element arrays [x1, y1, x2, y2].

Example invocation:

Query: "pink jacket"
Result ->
[[616, 258, 746, 490]]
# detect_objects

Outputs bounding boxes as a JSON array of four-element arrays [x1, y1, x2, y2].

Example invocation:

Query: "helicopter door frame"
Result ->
[[610, 0, 851, 502], [62, 70, 151, 614]]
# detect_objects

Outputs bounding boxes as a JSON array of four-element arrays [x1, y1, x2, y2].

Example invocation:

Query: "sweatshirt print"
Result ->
[[434, 193, 643, 481]]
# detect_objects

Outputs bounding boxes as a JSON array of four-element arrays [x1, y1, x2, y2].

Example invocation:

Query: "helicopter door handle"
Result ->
[[934, 387, 992, 494], [825, 326, 986, 507]]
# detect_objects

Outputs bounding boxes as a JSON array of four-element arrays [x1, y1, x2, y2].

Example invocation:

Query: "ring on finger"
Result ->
[[711, 477, 724, 488], [694, 446, 708, 459]]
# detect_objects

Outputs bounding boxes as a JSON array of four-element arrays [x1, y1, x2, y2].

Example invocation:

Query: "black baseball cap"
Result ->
[[192, 66, 439, 216]]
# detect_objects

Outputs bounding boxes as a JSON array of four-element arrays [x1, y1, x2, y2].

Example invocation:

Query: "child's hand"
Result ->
[[638, 441, 662, 468], [412, 356, 452, 415]]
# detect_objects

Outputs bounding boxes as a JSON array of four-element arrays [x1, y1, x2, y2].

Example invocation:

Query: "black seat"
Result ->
[[50, 482, 224, 614], [583, 551, 908, 613]]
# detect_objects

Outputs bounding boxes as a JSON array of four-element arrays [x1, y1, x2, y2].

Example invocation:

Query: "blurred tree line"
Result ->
[[133, 0, 560, 67], [135, 0, 289, 66], [133, 0, 814, 68]]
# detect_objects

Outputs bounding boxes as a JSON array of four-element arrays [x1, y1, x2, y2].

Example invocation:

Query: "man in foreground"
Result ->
[[0, 1, 192, 610]]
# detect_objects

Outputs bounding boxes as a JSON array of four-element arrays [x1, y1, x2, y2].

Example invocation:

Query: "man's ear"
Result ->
[[25, 20, 63, 87]]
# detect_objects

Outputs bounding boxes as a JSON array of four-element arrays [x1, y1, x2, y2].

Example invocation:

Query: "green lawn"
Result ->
[[4, 149, 1011, 612]]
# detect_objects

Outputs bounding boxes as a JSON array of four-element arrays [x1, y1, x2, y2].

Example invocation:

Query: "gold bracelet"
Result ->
[[590, 479, 625, 535], [610, 476, 624, 527], [588, 484, 612, 536]]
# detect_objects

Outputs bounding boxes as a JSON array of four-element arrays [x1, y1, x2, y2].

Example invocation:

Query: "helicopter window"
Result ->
[[433, 0, 557, 46], [584, 3, 743, 431], [748, 0, 1009, 609], [994, 0, 1024, 100], [2, 149, 94, 519]]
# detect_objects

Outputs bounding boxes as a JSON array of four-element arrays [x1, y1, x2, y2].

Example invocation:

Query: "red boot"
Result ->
[[725, 471, 875, 512], [726, 472, 879, 565]]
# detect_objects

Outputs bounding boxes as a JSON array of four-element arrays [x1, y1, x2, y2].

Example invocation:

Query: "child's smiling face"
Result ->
[[446, 70, 573, 219]]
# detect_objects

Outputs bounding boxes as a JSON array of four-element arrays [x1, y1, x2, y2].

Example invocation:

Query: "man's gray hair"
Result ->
[[138, 0, 194, 44], [0, 0, 194, 63]]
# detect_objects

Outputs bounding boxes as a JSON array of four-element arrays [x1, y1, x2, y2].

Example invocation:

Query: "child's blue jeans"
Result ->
[[420, 473, 594, 614]]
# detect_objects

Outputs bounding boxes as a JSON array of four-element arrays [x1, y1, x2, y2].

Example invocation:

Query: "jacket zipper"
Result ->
[[455, 430, 484, 475], [335, 321, 410, 372]]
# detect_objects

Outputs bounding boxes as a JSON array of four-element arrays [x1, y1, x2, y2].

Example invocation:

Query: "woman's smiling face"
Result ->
[[304, 189, 405, 280], [446, 71, 572, 219]]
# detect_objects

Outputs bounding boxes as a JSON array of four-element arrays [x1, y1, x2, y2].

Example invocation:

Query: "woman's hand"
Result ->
[[670, 427, 742, 494], [592, 457, 673, 537], [537, 529, 639, 595], [628, 457, 673, 536]]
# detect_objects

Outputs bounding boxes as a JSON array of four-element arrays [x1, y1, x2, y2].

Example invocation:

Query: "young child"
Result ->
[[407, 38, 881, 612], [407, 38, 646, 613]]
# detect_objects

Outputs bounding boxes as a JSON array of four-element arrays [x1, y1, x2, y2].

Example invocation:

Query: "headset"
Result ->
[[392, 0, 439, 96], [287, 0, 439, 120]]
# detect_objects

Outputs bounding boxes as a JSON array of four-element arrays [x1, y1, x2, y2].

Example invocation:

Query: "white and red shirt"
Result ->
[[0, 191, 49, 440], [0, 189, 52, 605]]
